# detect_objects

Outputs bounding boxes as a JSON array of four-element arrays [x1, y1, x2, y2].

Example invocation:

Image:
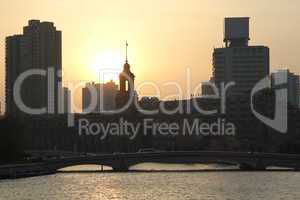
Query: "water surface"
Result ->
[[1, 164, 299, 200]]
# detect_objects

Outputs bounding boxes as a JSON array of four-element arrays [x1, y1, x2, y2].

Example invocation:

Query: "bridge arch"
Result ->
[[58, 164, 113, 171], [45, 151, 300, 172]]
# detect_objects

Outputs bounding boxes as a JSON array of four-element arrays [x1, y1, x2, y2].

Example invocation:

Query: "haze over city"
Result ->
[[2, 1, 300, 199], [0, 0, 300, 112]]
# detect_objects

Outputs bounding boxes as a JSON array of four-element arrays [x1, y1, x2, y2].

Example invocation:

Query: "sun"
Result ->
[[90, 50, 124, 83]]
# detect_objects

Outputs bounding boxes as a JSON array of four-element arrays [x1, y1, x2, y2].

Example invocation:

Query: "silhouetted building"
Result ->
[[139, 97, 160, 111], [201, 77, 215, 96], [116, 42, 137, 111], [82, 81, 118, 113], [82, 82, 95, 113], [59, 87, 71, 113], [271, 69, 300, 108], [102, 80, 118, 111], [5, 35, 22, 117], [5, 20, 62, 118], [212, 17, 269, 97], [224, 17, 250, 48], [206, 18, 270, 151]]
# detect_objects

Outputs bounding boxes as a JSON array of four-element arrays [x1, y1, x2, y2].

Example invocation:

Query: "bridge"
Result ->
[[44, 151, 300, 172]]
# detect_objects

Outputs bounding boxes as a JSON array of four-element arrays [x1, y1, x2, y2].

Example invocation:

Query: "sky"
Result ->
[[1, 0, 300, 112]]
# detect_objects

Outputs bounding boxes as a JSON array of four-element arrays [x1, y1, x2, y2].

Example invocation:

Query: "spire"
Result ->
[[125, 41, 128, 63], [123, 41, 131, 72]]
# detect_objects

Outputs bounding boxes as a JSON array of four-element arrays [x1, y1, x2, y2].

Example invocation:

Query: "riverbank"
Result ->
[[0, 162, 55, 179]]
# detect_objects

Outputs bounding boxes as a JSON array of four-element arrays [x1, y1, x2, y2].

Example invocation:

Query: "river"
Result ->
[[0, 164, 299, 200]]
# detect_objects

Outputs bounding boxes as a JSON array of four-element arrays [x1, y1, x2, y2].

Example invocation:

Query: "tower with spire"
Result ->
[[116, 41, 136, 111]]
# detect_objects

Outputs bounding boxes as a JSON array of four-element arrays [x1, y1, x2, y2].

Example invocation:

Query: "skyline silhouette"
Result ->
[[1, 0, 300, 113], [1, 2, 300, 199]]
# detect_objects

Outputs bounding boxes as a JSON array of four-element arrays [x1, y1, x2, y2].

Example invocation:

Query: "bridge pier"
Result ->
[[111, 160, 129, 172], [112, 166, 129, 172], [239, 163, 266, 171]]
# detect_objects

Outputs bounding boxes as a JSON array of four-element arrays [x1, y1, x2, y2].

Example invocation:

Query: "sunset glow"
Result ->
[[1, 0, 300, 112], [90, 50, 123, 83]]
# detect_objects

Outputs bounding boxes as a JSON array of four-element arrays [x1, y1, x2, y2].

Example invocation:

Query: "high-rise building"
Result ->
[[271, 69, 300, 108], [298, 80, 300, 108], [82, 81, 118, 113], [201, 77, 215, 96], [5, 20, 62, 117], [5, 35, 22, 117], [212, 17, 269, 97]]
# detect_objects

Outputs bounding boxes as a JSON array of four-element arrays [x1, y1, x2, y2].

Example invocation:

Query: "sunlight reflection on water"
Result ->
[[1, 164, 300, 200]]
